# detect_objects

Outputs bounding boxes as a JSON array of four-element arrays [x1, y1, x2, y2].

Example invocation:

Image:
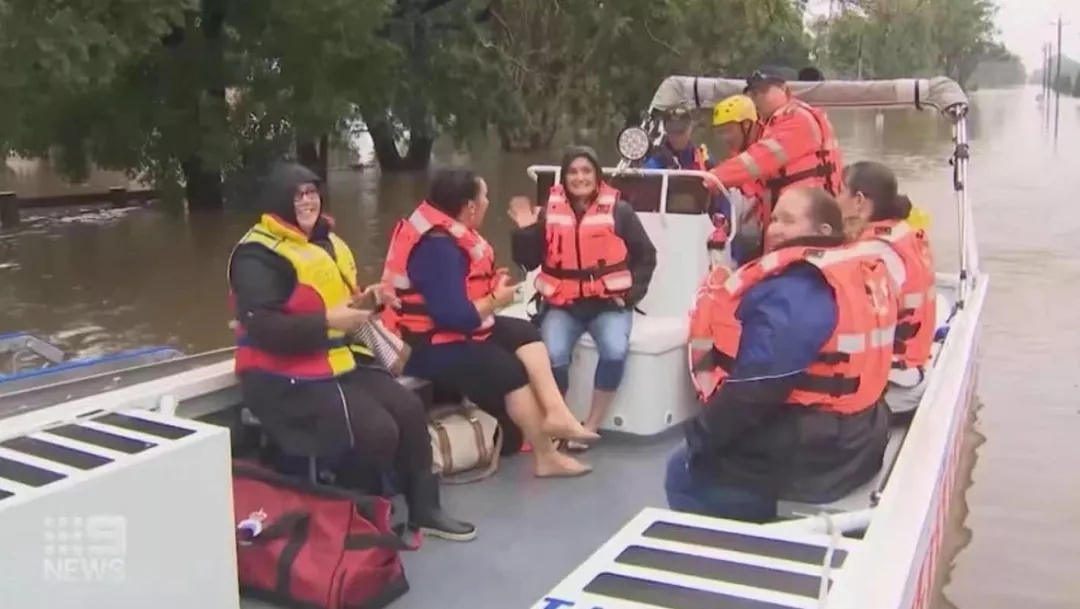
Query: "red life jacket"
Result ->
[[686, 241, 898, 412], [533, 183, 634, 307], [864, 219, 936, 370], [379, 202, 497, 346], [228, 214, 370, 380]]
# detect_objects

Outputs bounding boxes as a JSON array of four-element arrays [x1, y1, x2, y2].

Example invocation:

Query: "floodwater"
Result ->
[[1, 86, 1078, 608]]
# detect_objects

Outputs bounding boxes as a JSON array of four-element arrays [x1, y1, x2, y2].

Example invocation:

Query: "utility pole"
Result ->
[[1054, 16, 1063, 97], [1042, 43, 1049, 96]]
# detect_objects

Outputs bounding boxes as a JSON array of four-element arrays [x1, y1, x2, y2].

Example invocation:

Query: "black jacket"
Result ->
[[228, 162, 375, 458], [510, 200, 657, 318]]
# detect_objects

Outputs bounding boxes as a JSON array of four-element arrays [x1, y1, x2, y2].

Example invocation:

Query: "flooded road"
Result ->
[[1, 86, 1079, 607]]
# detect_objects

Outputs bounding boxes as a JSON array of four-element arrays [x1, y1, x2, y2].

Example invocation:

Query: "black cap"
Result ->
[[744, 66, 788, 93], [663, 107, 693, 133]]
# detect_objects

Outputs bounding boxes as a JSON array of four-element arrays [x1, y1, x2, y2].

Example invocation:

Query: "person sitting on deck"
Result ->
[[227, 161, 476, 541], [510, 146, 658, 451], [706, 67, 845, 235], [668, 187, 895, 522], [836, 161, 937, 414], [643, 108, 716, 171], [380, 167, 598, 478]]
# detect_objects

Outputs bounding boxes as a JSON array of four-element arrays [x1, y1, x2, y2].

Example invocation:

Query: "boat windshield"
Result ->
[[533, 172, 711, 215]]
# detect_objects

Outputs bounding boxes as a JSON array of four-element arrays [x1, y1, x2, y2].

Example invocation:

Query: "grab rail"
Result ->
[[525, 165, 737, 242]]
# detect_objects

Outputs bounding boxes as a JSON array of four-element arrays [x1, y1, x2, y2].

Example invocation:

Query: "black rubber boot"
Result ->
[[405, 472, 477, 542]]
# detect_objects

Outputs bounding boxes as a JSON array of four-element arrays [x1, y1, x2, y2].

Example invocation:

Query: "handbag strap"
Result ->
[[431, 419, 455, 473], [244, 510, 309, 543], [439, 424, 503, 485], [343, 522, 421, 552]]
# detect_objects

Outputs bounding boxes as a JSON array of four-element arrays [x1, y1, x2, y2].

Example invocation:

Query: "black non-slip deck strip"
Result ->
[[615, 545, 827, 599], [0, 455, 67, 487], [643, 521, 847, 568], [95, 412, 196, 440], [0, 436, 114, 470], [583, 572, 799, 609], [46, 425, 156, 454]]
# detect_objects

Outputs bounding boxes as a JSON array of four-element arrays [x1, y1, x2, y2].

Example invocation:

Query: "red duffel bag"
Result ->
[[232, 462, 421, 609]]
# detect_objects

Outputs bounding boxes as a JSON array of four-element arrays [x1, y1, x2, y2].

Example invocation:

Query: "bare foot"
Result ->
[[535, 452, 593, 478], [542, 416, 601, 442]]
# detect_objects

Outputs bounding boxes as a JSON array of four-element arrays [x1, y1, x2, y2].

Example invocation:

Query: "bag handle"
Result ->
[[240, 510, 310, 544], [440, 425, 503, 485], [343, 522, 421, 552]]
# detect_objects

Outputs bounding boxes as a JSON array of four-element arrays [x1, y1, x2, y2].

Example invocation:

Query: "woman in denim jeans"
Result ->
[[510, 147, 657, 449]]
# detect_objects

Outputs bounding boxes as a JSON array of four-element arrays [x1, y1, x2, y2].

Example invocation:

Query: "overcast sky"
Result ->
[[806, 0, 1079, 72]]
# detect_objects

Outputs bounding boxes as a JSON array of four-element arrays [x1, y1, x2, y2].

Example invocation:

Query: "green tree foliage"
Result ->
[[0, 0, 193, 147], [812, 0, 1006, 87], [7, 0, 393, 210], [966, 44, 1026, 89], [465, 0, 809, 151]]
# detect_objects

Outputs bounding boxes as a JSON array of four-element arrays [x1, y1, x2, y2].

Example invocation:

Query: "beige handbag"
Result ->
[[427, 402, 502, 484]]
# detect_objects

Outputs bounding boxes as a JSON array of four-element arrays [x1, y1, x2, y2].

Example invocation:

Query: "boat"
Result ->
[[0, 74, 985, 609]]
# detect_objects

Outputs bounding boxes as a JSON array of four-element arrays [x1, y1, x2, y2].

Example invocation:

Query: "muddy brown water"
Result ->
[[1, 87, 1078, 608]]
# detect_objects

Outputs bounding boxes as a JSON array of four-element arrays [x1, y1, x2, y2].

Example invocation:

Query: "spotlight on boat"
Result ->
[[617, 126, 650, 162]]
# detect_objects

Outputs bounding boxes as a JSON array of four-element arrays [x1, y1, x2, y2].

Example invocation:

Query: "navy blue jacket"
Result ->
[[686, 238, 890, 503]]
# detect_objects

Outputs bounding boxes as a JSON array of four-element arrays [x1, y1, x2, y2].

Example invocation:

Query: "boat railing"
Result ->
[[525, 165, 737, 241]]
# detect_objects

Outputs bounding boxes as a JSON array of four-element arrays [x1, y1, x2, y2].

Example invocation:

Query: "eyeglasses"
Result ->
[[294, 185, 320, 201]]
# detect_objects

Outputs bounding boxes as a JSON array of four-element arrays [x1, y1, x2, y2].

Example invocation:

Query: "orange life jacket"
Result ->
[[228, 214, 372, 380], [686, 241, 898, 413], [714, 100, 843, 215], [864, 219, 936, 370], [687, 264, 736, 400], [533, 183, 634, 307], [379, 202, 497, 346]]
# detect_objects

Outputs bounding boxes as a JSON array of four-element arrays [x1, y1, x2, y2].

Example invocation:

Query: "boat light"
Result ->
[[617, 126, 650, 161]]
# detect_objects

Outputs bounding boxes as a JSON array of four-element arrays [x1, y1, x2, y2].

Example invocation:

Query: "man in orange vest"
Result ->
[[836, 161, 937, 414], [707, 67, 844, 227], [671, 186, 895, 522], [710, 94, 766, 265]]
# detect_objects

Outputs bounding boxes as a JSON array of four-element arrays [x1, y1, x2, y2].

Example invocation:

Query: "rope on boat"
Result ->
[[817, 513, 842, 608]]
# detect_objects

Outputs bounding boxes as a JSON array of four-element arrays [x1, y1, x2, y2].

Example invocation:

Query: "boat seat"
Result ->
[[776, 421, 909, 519]]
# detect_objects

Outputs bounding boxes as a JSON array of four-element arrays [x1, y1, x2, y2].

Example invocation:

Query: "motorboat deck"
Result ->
[[0, 74, 985, 609]]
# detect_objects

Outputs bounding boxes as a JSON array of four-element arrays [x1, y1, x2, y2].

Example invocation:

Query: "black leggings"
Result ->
[[426, 316, 540, 418], [339, 366, 432, 478]]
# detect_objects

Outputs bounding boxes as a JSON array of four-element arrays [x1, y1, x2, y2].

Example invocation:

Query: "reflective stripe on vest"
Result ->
[[759, 101, 843, 207], [865, 220, 936, 370], [379, 202, 496, 346], [228, 214, 371, 380], [687, 240, 898, 412], [687, 264, 737, 401], [533, 183, 633, 306]]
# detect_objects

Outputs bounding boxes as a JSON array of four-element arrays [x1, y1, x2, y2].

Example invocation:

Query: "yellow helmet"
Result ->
[[712, 95, 757, 127], [906, 205, 931, 231]]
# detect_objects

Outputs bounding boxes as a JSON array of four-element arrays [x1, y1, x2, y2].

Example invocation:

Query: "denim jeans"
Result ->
[[540, 307, 632, 394], [664, 443, 777, 523]]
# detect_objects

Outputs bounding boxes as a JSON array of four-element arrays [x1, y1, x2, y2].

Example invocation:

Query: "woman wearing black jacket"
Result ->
[[510, 147, 658, 449], [227, 161, 474, 541]]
